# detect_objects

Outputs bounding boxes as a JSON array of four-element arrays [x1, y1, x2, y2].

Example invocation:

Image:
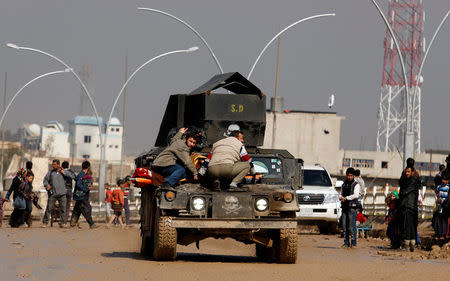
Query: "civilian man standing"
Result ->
[[43, 159, 67, 227], [61, 161, 76, 223], [354, 169, 366, 208], [70, 161, 97, 229], [339, 167, 361, 248]]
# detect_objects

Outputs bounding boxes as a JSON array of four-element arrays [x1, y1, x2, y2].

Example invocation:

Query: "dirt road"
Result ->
[[1, 224, 448, 281]]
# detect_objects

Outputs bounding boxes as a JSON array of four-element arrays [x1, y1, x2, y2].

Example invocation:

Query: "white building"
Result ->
[[69, 116, 123, 162], [20, 116, 123, 162], [41, 121, 70, 158]]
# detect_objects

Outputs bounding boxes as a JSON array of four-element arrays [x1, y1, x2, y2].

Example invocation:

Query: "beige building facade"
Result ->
[[263, 110, 447, 182]]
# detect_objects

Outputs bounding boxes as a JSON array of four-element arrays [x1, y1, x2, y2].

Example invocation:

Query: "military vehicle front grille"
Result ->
[[297, 194, 324, 205]]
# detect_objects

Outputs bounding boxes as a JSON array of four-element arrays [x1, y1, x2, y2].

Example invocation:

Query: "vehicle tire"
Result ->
[[279, 228, 298, 264], [255, 244, 276, 262], [318, 223, 329, 234], [152, 211, 177, 261], [327, 222, 338, 234], [140, 189, 154, 257], [140, 234, 153, 256]]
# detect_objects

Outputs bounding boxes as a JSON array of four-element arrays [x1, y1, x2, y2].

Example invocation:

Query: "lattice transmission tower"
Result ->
[[376, 0, 424, 153]]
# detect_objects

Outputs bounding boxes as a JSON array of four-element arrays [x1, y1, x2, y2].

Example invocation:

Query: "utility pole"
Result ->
[[78, 64, 91, 115], [1, 72, 6, 188], [271, 28, 281, 148], [120, 52, 128, 178]]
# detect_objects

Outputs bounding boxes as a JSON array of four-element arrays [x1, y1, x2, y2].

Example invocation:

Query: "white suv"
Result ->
[[296, 165, 341, 233]]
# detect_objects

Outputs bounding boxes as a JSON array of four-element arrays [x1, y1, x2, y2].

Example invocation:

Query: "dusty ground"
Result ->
[[1, 221, 449, 281]]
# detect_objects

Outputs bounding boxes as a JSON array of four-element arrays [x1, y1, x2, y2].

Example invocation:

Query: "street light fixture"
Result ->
[[6, 43, 104, 186], [99, 47, 199, 200], [137, 7, 223, 74], [0, 69, 70, 130], [0, 68, 69, 184], [247, 13, 336, 80], [369, 0, 413, 165]]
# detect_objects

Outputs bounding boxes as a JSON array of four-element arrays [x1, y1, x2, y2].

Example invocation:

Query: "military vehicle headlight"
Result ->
[[192, 197, 206, 211], [255, 198, 268, 212]]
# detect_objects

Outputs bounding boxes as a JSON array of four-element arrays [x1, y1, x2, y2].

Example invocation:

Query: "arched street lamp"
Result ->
[[369, 0, 413, 164], [247, 13, 336, 80], [6, 43, 104, 193], [0, 69, 70, 184], [99, 47, 199, 199], [411, 9, 450, 133], [0, 69, 70, 130], [137, 7, 224, 74]]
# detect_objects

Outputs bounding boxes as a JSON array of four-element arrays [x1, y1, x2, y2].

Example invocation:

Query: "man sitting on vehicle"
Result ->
[[152, 128, 199, 188], [206, 130, 254, 190]]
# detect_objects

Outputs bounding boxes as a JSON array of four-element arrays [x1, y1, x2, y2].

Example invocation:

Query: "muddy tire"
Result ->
[[279, 228, 298, 264], [152, 212, 177, 261], [140, 189, 154, 257], [140, 234, 153, 257]]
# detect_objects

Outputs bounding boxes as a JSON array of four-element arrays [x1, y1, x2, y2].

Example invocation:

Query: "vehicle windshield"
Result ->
[[251, 157, 283, 179], [303, 169, 332, 186]]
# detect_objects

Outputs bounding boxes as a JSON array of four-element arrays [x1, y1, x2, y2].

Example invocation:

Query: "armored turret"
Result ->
[[155, 72, 266, 148]]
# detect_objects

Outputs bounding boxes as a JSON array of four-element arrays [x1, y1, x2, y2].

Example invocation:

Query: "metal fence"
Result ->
[[362, 186, 436, 218]]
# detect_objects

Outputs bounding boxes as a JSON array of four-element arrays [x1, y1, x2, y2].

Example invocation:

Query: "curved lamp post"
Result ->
[[247, 13, 336, 80], [411, 9, 450, 152], [412, 9, 450, 115], [137, 7, 224, 74], [7, 43, 104, 198], [0, 69, 70, 130], [99, 47, 199, 194], [369, 0, 413, 164]]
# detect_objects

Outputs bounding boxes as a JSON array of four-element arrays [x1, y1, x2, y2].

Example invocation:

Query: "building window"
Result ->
[[351, 159, 374, 168], [342, 158, 351, 168], [82, 154, 90, 159], [381, 161, 388, 169], [84, 136, 91, 143], [111, 128, 114, 132], [96, 144, 99, 147], [116, 128, 120, 132], [416, 162, 441, 171], [115, 145, 119, 148], [109, 145, 113, 148]]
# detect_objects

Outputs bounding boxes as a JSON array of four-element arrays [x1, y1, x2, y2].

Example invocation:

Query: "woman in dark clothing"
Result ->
[[18, 172, 34, 227], [8, 169, 28, 227], [398, 161, 420, 252]]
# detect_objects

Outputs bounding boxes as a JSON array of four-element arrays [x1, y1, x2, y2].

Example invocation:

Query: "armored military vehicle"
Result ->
[[135, 72, 302, 263]]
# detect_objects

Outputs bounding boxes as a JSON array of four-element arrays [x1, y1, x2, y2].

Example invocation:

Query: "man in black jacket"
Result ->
[[339, 167, 361, 248], [70, 161, 97, 229], [61, 161, 76, 223]]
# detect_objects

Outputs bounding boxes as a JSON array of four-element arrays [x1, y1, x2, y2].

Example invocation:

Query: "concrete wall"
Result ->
[[41, 131, 70, 158], [263, 111, 345, 174]]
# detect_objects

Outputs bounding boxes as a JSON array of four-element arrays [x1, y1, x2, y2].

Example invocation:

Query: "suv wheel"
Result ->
[[152, 211, 177, 261], [279, 228, 298, 264]]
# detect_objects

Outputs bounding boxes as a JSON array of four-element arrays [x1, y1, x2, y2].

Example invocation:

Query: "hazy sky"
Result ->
[[0, 0, 449, 155]]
